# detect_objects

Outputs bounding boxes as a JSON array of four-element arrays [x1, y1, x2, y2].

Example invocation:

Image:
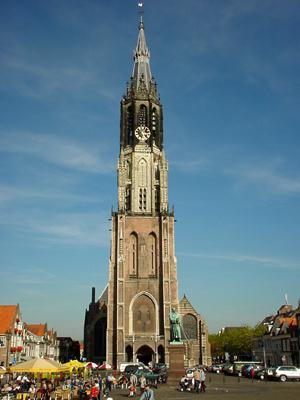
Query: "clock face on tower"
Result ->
[[135, 125, 151, 142]]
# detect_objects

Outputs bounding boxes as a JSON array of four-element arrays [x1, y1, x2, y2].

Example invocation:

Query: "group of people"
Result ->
[[0, 374, 116, 400], [0, 373, 154, 400], [127, 373, 154, 400], [0, 375, 58, 399], [179, 368, 206, 393]]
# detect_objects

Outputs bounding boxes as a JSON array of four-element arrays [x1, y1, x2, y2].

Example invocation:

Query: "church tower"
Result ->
[[106, 18, 180, 367]]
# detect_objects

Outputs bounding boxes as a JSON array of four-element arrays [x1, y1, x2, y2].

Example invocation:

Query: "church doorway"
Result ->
[[157, 345, 165, 363], [136, 345, 154, 365]]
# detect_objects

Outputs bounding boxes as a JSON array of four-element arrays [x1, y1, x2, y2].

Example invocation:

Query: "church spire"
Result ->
[[132, 19, 152, 91]]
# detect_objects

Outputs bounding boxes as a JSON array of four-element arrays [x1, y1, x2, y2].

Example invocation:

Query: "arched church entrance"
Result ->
[[136, 345, 154, 365]]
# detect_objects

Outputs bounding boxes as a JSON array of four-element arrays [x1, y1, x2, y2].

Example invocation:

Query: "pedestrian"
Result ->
[[90, 382, 99, 400], [130, 373, 137, 388], [139, 384, 154, 400], [250, 367, 255, 382], [139, 375, 146, 394], [193, 369, 200, 393], [199, 368, 206, 393]]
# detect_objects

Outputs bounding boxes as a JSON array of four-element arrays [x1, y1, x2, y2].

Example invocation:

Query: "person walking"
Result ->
[[199, 368, 206, 393], [193, 369, 200, 393], [139, 375, 146, 394]]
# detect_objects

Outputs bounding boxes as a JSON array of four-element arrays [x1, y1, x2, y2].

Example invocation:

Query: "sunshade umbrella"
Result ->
[[85, 362, 98, 369], [9, 358, 67, 373], [98, 362, 112, 370], [63, 360, 85, 372]]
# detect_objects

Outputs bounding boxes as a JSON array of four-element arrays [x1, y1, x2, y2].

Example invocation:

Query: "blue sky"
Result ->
[[1, 0, 300, 340]]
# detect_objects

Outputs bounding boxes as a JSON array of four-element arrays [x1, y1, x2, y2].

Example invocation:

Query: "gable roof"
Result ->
[[0, 305, 18, 334], [99, 285, 108, 305], [179, 294, 201, 318], [25, 323, 47, 337]]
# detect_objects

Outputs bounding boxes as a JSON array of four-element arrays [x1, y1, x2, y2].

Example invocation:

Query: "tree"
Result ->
[[209, 324, 267, 361]]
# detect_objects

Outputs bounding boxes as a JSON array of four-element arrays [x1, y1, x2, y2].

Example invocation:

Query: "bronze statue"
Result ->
[[169, 308, 182, 342]]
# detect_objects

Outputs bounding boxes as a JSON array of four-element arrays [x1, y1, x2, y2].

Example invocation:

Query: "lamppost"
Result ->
[[5, 331, 12, 367]]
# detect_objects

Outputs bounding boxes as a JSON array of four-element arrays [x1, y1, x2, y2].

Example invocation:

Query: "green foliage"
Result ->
[[209, 324, 267, 358]]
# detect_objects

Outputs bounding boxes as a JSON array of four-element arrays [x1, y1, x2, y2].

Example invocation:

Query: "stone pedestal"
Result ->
[[167, 343, 185, 386]]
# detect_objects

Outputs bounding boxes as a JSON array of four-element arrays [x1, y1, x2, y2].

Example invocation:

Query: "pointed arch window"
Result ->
[[138, 104, 147, 126], [139, 159, 147, 187], [125, 187, 131, 211], [127, 106, 133, 143], [139, 188, 143, 211], [139, 188, 147, 211], [126, 160, 131, 180], [143, 188, 147, 210], [182, 314, 197, 339], [148, 233, 157, 276], [129, 233, 138, 276]]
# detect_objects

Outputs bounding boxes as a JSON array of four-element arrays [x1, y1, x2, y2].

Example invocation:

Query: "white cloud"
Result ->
[[179, 251, 300, 270], [0, 131, 114, 174], [170, 157, 209, 172], [0, 209, 109, 247], [0, 47, 116, 100], [231, 163, 300, 195], [0, 184, 99, 205]]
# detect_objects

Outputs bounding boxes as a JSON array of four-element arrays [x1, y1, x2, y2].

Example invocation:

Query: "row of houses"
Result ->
[[252, 302, 300, 367], [0, 304, 80, 367]]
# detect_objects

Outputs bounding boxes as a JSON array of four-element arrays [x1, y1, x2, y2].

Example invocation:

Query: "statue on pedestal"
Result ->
[[169, 308, 182, 343]]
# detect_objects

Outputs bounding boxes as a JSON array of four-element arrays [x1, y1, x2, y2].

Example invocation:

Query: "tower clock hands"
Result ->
[[135, 125, 151, 141]]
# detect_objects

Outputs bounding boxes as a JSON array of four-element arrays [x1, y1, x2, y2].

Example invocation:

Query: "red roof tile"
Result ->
[[0, 305, 18, 334], [25, 323, 47, 336]]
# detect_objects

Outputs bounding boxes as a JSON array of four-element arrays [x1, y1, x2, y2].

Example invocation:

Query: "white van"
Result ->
[[119, 362, 146, 372]]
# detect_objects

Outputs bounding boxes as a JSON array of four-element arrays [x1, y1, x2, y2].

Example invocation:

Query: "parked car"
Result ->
[[272, 366, 300, 382], [243, 364, 264, 378], [119, 362, 146, 372], [222, 364, 234, 375], [211, 364, 223, 373], [233, 361, 263, 376], [254, 367, 275, 380], [123, 364, 160, 385]]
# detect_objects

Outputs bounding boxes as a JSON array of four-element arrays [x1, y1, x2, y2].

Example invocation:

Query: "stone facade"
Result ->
[[179, 295, 212, 367], [84, 19, 210, 368], [24, 324, 59, 361]]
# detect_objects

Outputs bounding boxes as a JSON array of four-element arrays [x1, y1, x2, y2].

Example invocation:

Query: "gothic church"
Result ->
[[84, 18, 211, 368]]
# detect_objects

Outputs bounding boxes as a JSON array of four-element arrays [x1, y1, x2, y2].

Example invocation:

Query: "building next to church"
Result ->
[[0, 305, 60, 366], [84, 17, 211, 368]]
